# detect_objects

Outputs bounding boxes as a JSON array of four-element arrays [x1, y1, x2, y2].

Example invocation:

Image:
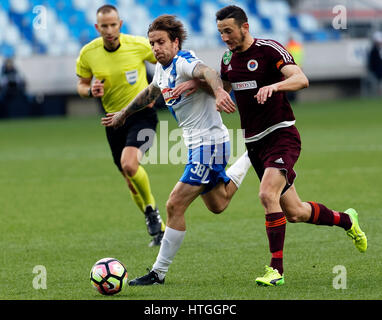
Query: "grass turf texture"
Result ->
[[0, 97, 381, 300]]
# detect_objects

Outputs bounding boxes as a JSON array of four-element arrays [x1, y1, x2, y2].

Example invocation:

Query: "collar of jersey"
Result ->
[[162, 60, 173, 70], [161, 50, 182, 70], [162, 50, 192, 70], [103, 42, 121, 53]]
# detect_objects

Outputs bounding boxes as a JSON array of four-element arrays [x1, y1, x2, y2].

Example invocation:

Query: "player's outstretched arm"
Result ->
[[172, 77, 232, 100], [172, 79, 228, 99], [101, 83, 161, 128], [171, 79, 201, 97], [192, 63, 236, 113]]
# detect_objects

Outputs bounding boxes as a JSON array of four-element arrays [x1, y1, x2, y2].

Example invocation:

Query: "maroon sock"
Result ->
[[307, 202, 352, 230], [265, 212, 286, 275]]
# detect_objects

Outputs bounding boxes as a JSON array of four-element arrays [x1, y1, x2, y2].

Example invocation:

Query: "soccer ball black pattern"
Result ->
[[90, 257, 128, 295]]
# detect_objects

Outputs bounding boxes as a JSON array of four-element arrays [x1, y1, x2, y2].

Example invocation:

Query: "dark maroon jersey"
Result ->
[[221, 38, 297, 141]]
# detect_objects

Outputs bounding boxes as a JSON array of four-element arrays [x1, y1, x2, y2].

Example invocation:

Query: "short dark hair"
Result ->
[[216, 5, 248, 26], [148, 15, 187, 50], [97, 4, 118, 15]]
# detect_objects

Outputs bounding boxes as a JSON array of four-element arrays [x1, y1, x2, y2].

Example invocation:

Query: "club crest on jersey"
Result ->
[[223, 51, 233, 65], [162, 88, 181, 106], [247, 59, 258, 71]]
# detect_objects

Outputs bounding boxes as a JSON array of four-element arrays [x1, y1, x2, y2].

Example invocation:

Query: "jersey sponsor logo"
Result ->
[[125, 70, 138, 85], [247, 59, 258, 71], [162, 88, 181, 106], [223, 51, 233, 65], [231, 80, 257, 91]]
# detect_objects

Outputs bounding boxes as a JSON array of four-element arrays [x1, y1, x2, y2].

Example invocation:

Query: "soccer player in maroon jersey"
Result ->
[[212, 5, 367, 286]]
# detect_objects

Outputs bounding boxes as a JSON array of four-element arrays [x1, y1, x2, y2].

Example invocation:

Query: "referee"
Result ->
[[76, 5, 164, 247]]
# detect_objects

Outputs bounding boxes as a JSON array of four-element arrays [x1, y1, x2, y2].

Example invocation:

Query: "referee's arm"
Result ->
[[77, 77, 93, 98]]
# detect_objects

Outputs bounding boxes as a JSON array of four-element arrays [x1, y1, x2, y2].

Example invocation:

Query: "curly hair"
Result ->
[[147, 15, 187, 50]]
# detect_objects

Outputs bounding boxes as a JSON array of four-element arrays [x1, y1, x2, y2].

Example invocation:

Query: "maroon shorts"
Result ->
[[245, 126, 301, 195]]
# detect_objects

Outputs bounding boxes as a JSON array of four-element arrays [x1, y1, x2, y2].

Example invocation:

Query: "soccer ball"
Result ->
[[90, 258, 128, 295]]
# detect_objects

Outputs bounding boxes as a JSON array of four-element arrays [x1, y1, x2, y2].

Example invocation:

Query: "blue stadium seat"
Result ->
[[56, 0, 73, 10], [187, 2, 202, 33], [61, 8, 86, 28], [257, 0, 273, 17], [288, 15, 300, 29], [14, 40, 33, 57], [0, 43, 15, 57], [34, 42, 47, 54], [16, 11, 35, 42], [120, 22, 130, 35], [72, 0, 89, 11], [46, 0, 60, 9], [298, 13, 319, 32], [8, 10, 24, 27], [70, 25, 98, 45], [135, 0, 147, 5], [0, 0, 11, 11], [259, 16, 272, 31], [9, 0, 30, 14], [29, 0, 42, 7], [245, 0, 258, 15], [303, 31, 328, 42], [147, 4, 169, 18]]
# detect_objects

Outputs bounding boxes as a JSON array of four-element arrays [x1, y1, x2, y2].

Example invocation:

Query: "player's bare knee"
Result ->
[[121, 161, 137, 177], [207, 202, 227, 214], [166, 198, 175, 215], [166, 197, 185, 218], [258, 191, 278, 209]]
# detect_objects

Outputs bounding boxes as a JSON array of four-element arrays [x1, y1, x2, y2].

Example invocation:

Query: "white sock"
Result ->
[[226, 151, 251, 188], [152, 226, 186, 279]]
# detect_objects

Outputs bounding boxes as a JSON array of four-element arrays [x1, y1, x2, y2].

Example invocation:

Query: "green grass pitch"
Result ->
[[0, 97, 381, 300]]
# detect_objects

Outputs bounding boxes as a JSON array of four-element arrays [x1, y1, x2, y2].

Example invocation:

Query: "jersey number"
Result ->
[[190, 163, 207, 177]]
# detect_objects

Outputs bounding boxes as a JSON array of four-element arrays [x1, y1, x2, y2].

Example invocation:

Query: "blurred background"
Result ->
[[0, 0, 382, 118]]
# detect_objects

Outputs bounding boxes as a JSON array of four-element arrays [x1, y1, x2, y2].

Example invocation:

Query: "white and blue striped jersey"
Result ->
[[152, 50, 229, 149]]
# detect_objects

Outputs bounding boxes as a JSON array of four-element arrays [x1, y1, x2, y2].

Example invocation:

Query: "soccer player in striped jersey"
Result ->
[[102, 15, 252, 286], [76, 5, 165, 247], [214, 5, 367, 286]]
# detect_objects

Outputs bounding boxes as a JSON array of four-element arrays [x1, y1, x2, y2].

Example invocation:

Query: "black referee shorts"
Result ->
[[105, 109, 158, 171]]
